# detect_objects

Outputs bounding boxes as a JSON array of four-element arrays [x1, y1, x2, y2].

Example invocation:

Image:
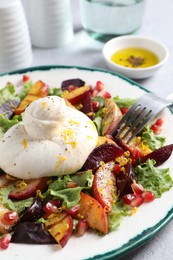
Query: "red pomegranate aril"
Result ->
[[132, 147, 142, 160], [131, 183, 144, 196], [92, 89, 99, 97], [120, 107, 129, 115], [102, 91, 111, 99], [43, 201, 58, 214], [155, 118, 164, 127], [142, 191, 155, 202], [22, 75, 30, 83], [0, 234, 11, 250], [113, 164, 121, 175], [130, 195, 144, 207], [66, 204, 80, 217], [1, 210, 19, 225], [122, 194, 136, 205], [95, 81, 105, 91], [92, 101, 100, 112], [150, 124, 162, 135], [77, 219, 88, 236]]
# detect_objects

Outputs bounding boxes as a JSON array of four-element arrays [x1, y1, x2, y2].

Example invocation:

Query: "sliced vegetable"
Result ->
[[92, 161, 116, 212], [77, 192, 108, 234], [61, 78, 85, 91], [15, 80, 48, 114], [83, 143, 124, 171], [140, 144, 173, 166], [0, 100, 20, 119]]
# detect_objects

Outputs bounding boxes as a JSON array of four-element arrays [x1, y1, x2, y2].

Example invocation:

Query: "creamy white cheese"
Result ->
[[0, 96, 98, 179]]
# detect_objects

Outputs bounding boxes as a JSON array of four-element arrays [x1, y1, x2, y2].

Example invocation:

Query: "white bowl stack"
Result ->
[[0, 0, 32, 74], [23, 0, 74, 48]]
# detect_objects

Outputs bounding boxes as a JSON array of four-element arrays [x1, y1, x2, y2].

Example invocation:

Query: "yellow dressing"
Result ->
[[111, 48, 159, 68]]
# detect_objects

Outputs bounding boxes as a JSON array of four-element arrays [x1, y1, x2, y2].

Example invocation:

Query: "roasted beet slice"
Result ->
[[61, 78, 85, 91], [140, 144, 173, 166], [0, 99, 20, 119], [20, 197, 43, 222], [81, 91, 94, 120], [11, 222, 56, 244], [116, 164, 137, 196], [83, 143, 124, 171]]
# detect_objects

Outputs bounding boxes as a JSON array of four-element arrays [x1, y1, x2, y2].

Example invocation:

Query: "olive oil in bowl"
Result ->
[[111, 48, 159, 68]]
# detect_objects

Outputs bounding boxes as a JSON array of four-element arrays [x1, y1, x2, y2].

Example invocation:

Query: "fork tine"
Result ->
[[110, 102, 141, 139], [121, 108, 151, 140], [126, 112, 154, 143]]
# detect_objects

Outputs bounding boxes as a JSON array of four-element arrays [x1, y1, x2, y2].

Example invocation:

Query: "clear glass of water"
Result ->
[[79, 0, 146, 42]]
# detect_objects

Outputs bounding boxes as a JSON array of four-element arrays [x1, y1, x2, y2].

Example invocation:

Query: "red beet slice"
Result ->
[[83, 143, 124, 171], [116, 164, 137, 196], [140, 144, 173, 166], [81, 91, 94, 120], [61, 78, 85, 91]]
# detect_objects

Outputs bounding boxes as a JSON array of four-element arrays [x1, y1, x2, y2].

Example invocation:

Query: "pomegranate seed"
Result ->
[[77, 220, 88, 236], [95, 81, 105, 91], [142, 191, 155, 202], [120, 107, 129, 115], [155, 118, 164, 127], [92, 101, 100, 112], [102, 91, 111, 99], [68, 85, 78, 92], [113, 164, 121, 175], [0, 234, 11, 250], [131, 183, 144, 196], [1, 210, 19, 225], [130, 195, 144, 207], [122, 194, 136, 205], [150, 124, 162, 135], [132, 147, 142, 160], [92, 89, 98, 97], [22, 75, 30, 83], [43, 201, 58, 214], [66, 204, 80, 217]]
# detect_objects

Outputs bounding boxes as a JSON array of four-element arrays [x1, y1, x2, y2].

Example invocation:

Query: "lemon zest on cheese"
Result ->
[[56, 156, 66, 169], [22, 139, 28, 149]]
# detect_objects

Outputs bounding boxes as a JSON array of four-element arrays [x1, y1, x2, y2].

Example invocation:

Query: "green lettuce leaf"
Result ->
[[0, 185, 33, 214], [93, 116, 102, 135], [20, 81, 33, 100], [141, 126, 165, 150], [136, 159, 173, 197], [50, 187, 82, 208], [49, 87, 62, 96], [0, 114, 22, 137], [48, 171, 93, 208], [113, 96, 136, 108], [0, 83, 19, 105], [108, 200, 129, 232], [71, 170, 93, 187]]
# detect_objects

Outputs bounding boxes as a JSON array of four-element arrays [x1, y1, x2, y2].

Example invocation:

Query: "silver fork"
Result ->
[[111, 92, 173, 144]]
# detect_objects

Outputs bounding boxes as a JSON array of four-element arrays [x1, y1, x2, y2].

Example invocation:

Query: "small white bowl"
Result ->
[[103, 35, 169, 79]]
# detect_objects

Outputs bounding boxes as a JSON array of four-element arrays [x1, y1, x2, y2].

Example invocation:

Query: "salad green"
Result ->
[[0, 76, 173, 249]]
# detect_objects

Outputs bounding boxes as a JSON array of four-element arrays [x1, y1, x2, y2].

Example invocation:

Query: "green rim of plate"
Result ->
[[1, 65, 173, 260]]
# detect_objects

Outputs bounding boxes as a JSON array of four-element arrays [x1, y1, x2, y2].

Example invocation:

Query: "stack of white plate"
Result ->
[[23, 0, 74, 48], [0, 0, 32, 74]]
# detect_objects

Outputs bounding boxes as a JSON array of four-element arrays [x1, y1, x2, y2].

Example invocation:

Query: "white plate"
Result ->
[[0, 65, 173, 260]]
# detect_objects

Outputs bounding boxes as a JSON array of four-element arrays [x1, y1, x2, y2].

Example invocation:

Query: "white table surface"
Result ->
[[23, 0, 173, 259]]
